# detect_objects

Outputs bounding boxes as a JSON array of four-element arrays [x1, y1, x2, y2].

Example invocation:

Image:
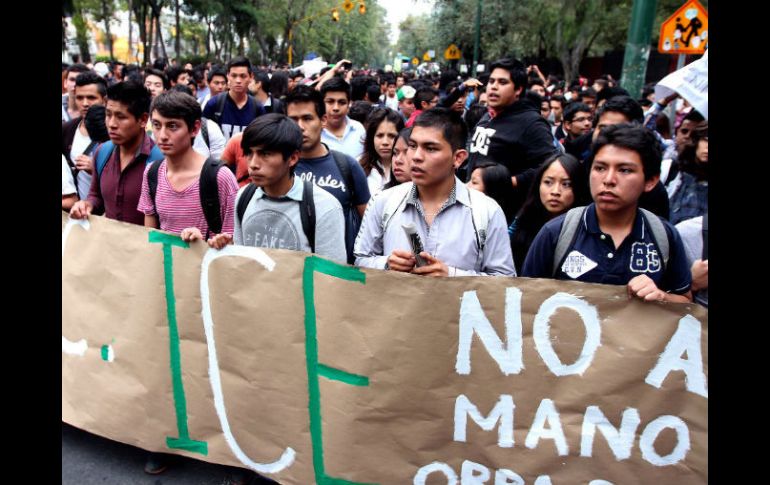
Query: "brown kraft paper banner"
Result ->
[[62, 212, 707, 484]]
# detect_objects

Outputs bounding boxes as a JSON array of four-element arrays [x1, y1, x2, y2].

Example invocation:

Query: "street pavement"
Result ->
[[62, 422, 270, 484]]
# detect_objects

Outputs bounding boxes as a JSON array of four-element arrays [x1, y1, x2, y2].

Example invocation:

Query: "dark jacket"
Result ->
[[466, 99, 558, 213]]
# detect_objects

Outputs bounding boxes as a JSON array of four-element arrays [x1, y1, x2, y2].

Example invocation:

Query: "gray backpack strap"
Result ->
[[552, 206, 587, 277], [381, 183, 413, 232], [639, 208, 670, 269], [467, 187, 490, 252]]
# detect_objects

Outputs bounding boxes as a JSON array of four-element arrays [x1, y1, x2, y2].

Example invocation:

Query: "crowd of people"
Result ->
[[62, 52, 708, 483]]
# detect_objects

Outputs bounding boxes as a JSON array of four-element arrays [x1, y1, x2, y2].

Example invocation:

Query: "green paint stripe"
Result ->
[[303, 257, 374, 485], [309, 256, 366, 284], [149, 231, 189, 248], [166, 437, 208, 455], [303, 258, 326, 478], [100, 345, 109, 361], [150, 236, 207, 456], [319, 364, 369, 387]]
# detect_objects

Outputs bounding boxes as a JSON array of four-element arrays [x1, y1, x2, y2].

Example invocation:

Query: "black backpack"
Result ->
[[236, 179, 317, 252], [147, 157, 225, 239], [211, 93, 262, 127]]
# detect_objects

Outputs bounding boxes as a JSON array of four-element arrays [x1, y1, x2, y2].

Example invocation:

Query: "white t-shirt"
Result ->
[[69, 124, 94, 201], [62, 154, 76, 196], [193, 119, 226, 159]]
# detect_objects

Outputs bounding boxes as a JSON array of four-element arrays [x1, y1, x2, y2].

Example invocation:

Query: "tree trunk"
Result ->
[[147, 15, 154, 64], [174, 0, 181, 59], [156, 16, 168, 61], [72, 1, 92, 63], [128, 0, 133, 63], [101, 0, 114, 59], [205, 15, 211, 58]]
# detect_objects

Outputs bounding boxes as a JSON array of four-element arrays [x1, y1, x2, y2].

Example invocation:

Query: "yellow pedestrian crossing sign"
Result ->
[[444, 44, 461, 60], [412, 57, 420, 66], [342, 0, 355, 13], [423, 52, 431, 61]]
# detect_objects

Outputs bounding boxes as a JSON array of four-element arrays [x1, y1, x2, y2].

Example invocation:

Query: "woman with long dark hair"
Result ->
[[467, 161, 516, 224], [359, 107, 405, 197], [509, 153, 588, 273], [384, 127, 413, 190]]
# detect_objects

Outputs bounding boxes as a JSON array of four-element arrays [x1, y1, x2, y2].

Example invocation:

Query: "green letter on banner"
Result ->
[[149, 231, 208, 456], [303, 256, 376, 485]]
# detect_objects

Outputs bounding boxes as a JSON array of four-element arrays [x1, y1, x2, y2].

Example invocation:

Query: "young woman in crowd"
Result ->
[[359, 107, 405, 197], [467, 161, 516, 224], [384, 127, 413, 190], [509, 153, 588, 274]]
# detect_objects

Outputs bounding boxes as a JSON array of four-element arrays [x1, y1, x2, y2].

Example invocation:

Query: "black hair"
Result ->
[[359, 107, 405, 176], [165, 66, 186, 83], [226, 56, 252, 74], [285, 84, 325, 118], [66, 63, 90, 76], [415, 87, 439, 110], [349, 100, 374, 125], [240, 113, 303, 162], [106, 80, 152, 119], [472, 161, 516, 224], [413, 107, 468, 152], [489, 57, 528, 93], [171, 84, 194, 96], [83, 104, 110, 143], [269, 70, 289, 98], [365, 84, 382, 104], [350, 75, 377, 102], [550, 94, 566, 108], [563, 102, 591, 123], [511, 153, 587, 272], [75, 72, 108, 96], [579, 87, 597, 100], [683, 109, 705, 124], [528, 78, 545, 88], [150, 90, 202, 132], [594, 96, 643, 124], [254, 70, 271, 92], [207, 66, 226, 83], [588, 123, 661, 180], [596, 86, 630, 105], [144, 68, 170, 90], [123, 64, 143, 84], [678, 121, 708, 180], [321, 76, 352, 102], [439, 69, 460, 91], [464, 104, 488, 133]]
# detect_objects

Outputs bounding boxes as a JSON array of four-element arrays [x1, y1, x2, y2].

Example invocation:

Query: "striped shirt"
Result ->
[[137, 160, 238, 237]]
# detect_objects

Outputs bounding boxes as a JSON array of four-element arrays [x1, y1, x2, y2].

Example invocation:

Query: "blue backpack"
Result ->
[[94, 140, 165, 178]]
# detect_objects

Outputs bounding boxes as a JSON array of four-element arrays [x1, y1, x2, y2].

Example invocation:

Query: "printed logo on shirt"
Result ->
[[630, 242, 661, 273], [561, 250, 598, 279], [298, 172, 346, 192], [243, 210, 300, 250], [470, 127, 496, 156], [221, 124, 246, 140]]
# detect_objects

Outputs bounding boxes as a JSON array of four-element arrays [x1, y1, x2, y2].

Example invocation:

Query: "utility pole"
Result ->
[[472, 0, 481, 77], [620, 0, 658, 99]]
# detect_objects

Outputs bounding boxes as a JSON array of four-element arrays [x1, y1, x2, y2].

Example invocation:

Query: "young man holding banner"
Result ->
[[522, 124, 692, 303], [354, 108, 515, 277]]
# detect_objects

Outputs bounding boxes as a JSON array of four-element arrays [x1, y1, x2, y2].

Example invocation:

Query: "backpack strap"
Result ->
[[329, 149, 355, 204], [381, 183, 413, 232], [639, 208, 670, 270], [552, 206, 587, 277], [201, 118, 210, 148], [82, 140, 99, 157], [95, 141, 117, 178], [299, 180, 317, 253], [147, 159, 163, 211], [467, 187, 491, 252], [199, 157, 224, 238], [701, 212, 708, 261], [236, 183, 259, 225], [213, 93, 228, 126]]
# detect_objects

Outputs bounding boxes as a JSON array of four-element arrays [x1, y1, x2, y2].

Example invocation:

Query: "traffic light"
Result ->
[[359, 2, 366, 14], [331, 8, 340, 22]]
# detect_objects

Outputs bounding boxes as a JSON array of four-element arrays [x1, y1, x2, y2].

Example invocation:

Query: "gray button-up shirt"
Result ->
[[354, 178, 516, 276]]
